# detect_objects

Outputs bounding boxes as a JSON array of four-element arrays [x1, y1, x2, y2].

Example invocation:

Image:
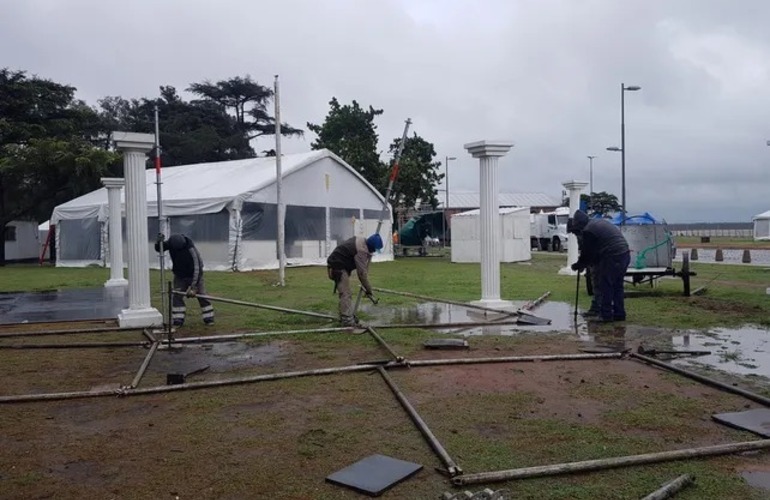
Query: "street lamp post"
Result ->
[[586, 155, 596, 209], [619, 83, 641, 219], [444, 156, 457, 246]]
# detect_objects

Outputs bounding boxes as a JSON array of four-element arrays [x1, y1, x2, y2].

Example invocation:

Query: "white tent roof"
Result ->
[[452, 206, 530, 218], [51, 149, 386, 223], [753, 210, 770, 220]]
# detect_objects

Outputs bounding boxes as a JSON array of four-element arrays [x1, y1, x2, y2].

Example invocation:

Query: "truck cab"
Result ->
[[530, 207, 569, 251]]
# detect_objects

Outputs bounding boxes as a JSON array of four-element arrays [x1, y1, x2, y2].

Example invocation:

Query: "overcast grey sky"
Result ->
[[2, 0, 768, 222]]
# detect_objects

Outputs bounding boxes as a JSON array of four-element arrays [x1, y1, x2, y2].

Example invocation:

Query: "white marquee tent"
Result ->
[[753, 210, 770, 241], [50, 149, 393, 270], [450, 207, 531, 263]]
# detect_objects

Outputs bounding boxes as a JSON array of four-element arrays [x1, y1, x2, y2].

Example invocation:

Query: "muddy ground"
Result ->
[[1, 320, 769, 499]]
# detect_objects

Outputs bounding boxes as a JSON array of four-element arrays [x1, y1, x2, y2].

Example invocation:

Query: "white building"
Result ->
[[3, 220, 40, 262], [50, 150, 393, 270], [450, 207, 531, 263]]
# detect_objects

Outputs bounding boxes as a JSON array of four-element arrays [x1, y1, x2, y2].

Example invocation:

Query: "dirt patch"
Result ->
[[684, 296, 765, 316], [1, 326, 769, 499]]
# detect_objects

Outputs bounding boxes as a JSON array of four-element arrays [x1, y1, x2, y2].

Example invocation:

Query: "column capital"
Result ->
[[101, 177, 125, 189], [561, 180, 589, 191], [112, 131, 155, 152], [464, 140, 514, 158]]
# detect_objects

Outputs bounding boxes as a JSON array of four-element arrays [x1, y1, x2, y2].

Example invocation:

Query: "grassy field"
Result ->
[[1, 254, 769, 499], [675, 236, 770, 249]]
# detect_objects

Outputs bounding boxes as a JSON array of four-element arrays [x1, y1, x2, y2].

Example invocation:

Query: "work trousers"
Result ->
[[587, 265, 602, 313], [335, 270, 354, 325], [597, 251, 630, 321], [172, 274, 214, 325]]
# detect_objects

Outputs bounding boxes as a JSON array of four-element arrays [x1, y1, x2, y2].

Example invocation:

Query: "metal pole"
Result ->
[[366, 326, 403, 362], [128, 341, 160, 388], [274, 75, 285, 286], [587, 155, 595, 209], [641, 474, 695, 500], [167, 327, 350, 344], [377, 367, 462, 476], [409, 352, 622, 367], [0, 363, 382, 404], [167, 280, 173, 344], [453, 439, 770, 486], [0, 326, 134, 339], [0, 341, 149, 349], [372, 287, 545, 319], [443, 155, 450, 246], [620, 83, 626, 220], [154, 105, 167, 324], [171, 291, 336, 320], [375, 119, 412, 236], [631, 353, 770, 406]]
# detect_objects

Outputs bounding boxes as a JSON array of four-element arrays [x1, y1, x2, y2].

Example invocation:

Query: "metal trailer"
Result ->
[[621, 219, 695, 296]]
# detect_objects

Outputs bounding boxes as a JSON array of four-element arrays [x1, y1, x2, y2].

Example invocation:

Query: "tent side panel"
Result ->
[[755, 218, 770, 241]]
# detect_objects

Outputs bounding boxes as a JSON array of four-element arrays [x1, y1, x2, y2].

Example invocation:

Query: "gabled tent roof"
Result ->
[[753, 210, 770, 220], [51, 149, 386, 223]]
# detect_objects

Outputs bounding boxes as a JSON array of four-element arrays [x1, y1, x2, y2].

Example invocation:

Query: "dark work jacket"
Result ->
[[575, 219, 629, 268], [326, 236, 373, 293], [155, 237, 203, 282]]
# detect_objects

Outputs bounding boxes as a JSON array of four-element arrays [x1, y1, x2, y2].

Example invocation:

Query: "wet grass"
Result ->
[[1, 256, 770, 498]]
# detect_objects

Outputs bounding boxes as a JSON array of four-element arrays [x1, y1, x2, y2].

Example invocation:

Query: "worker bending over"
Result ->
[[327, 234, 383, 326], [155, 233, 215, 327]]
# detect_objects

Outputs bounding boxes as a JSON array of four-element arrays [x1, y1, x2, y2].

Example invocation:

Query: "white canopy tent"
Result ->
[[50, 149, 393, 270], [753, 210, 770, 241]]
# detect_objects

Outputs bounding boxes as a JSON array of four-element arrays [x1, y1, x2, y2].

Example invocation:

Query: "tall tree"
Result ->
[[307, 97, 384, 189], [0, 69, 120, 264], [384, 134, 443, 210], [581, 191, 623, 217], [188, 76, 302, 141], [96, 86, 252, 167]]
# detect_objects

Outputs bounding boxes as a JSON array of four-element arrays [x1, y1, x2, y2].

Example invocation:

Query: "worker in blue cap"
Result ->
[[568, 210, 630, 322], [326, 233, 383, 326]]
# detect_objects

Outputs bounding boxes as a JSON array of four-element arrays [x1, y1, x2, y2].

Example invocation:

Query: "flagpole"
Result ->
[[154, 105, 167, 324], [274, 75, 285, 286]]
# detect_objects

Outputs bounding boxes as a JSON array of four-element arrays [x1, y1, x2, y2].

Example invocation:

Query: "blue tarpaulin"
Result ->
[[611, 212, 658, 226]]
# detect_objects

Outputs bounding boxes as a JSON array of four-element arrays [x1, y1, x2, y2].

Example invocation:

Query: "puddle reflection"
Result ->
[[361, 300, 770, 380]]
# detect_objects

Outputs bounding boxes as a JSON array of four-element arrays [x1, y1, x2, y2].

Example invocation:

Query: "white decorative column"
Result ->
[[101, 177, 128, 288], [559, 180, 589, 276], [464, 140, 514, 309], [112, 132, 163, 328]]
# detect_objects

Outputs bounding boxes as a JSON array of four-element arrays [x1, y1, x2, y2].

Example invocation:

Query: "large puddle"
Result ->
[[359, 300, 770, 381]]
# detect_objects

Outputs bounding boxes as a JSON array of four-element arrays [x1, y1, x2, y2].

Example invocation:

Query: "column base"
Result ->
[[558, 266, 579, 276], [104, 278, 128, 288], [118, 307, 163, 328], [470, 298, 516, 311]]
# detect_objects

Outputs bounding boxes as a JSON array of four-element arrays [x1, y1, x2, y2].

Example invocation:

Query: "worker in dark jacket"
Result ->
[[155, 233, 214, 327], [327, 234, 383, 326], [568, 210, 630, 322]]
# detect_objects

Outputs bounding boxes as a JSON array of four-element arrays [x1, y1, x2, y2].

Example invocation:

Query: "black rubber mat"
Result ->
[[0, 287, 128, 325], [326, 454, 422, 496], [712, 408, 770, 438]]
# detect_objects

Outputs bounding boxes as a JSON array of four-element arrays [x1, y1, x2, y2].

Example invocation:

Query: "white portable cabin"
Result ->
[[3, 220, 40, 261], [450, 207, 531, 263], [753, 210, 770, 241], [49, 150, 393, 270]]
